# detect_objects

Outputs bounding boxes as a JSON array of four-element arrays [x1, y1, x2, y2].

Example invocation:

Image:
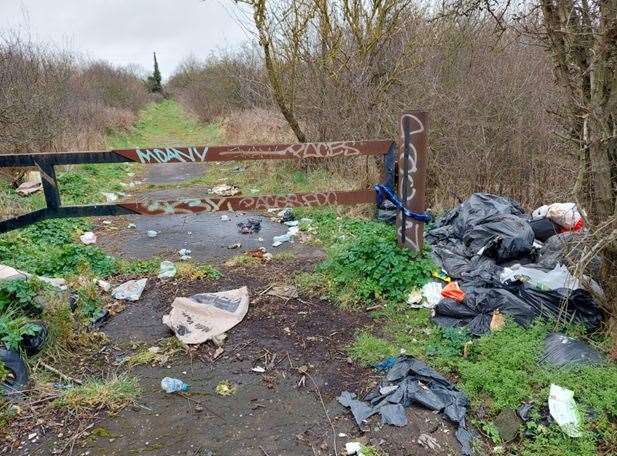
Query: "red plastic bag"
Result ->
[[441, 281, 465, 302]]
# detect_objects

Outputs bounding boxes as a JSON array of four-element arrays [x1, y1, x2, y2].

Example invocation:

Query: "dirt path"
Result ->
[[22, 260, 460, 456]]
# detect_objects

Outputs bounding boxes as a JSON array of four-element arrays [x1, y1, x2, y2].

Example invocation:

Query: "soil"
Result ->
[[7, 164, 462, 456]]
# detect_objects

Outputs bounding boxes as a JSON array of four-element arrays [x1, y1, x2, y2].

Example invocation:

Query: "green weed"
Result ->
[[54, 374, 140, 413], [347, 331, 396, 367], [0, 309, 38, 351], [316, 219, 434, 306]]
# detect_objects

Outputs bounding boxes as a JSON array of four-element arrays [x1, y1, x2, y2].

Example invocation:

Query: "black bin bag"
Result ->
[[463, 214, 534, 263]]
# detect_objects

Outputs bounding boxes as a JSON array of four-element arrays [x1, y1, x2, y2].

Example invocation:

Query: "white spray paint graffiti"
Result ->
[[136, 147, 209, 164]]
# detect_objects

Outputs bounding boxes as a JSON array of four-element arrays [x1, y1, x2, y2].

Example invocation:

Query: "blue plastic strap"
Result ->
[[374, 184, 432, 223]]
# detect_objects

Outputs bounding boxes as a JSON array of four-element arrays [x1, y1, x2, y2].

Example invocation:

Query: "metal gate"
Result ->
[[0, 112, 429, 252]]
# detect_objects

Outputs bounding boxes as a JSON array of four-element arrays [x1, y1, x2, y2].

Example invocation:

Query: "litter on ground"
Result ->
[[548, 384, 581, 437], [338, 356, 472, 455], [426, 193, 602, 335], [158, 261, 177, 279], [111, 278, 147, 301], [161, 377, 189, 393], [0, 264, 66, 290], [162, 286, 249, 344], [16, 181, 41, 196], [211, 184, 240, 196], [79, 231, 97, 245]]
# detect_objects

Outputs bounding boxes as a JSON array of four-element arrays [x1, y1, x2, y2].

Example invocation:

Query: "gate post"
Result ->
[[397, 111, 428, 253]]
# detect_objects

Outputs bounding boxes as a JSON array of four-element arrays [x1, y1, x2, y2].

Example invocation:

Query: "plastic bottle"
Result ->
[[160, 377, 189, 393]]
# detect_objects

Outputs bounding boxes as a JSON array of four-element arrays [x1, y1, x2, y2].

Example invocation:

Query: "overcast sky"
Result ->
[[0, 0, 253, 78]]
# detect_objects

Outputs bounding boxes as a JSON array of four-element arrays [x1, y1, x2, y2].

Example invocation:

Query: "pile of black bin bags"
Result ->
[[425, 193, 603, 336]]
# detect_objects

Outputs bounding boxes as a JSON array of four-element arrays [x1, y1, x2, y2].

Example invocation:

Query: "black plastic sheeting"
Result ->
[[540, 332, 604, 367], [427, 193, 603, 334], [338, 356, 472, 456], [20, 321, 48, 356], [434, 284, 602, 336], [0, 349, 29, 394]]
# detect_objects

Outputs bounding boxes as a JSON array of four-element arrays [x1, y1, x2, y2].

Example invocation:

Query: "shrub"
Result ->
[[317, 219, 435, 306]]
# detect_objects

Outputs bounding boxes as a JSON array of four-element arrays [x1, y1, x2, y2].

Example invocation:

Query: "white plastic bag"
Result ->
[[548, 384, 581, 437], [533, 203, 581, 229]]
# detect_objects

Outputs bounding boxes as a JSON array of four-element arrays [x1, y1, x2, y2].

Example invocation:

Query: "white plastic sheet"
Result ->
[[548, 384, 581, 437]]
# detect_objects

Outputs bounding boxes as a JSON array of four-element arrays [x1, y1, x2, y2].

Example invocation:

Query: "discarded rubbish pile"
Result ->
[[339, 356, 473, 456], [425, 193, 603, 335]]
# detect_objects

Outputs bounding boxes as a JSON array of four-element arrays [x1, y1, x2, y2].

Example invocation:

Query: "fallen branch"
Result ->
[[38, 361, 83, 385]]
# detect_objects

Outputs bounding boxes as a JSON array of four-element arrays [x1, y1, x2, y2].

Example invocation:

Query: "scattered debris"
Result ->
[[147, 230, 158, 238], [161, 377, 189, 393], [540, 332, 604, 367], [79, 231, 97, 245], [0, 264, 66, 290], [245, 248, 272, 262], [338, 356, 472, 455], [215, 380, 237, 396], [414, 281, 442, 309], [20, 321, 48, 356], [267, 285, 299, 300], [489, 310, 505, 332], [273, 226, 299, 247], [548, 384, 581, 437], [227, 242, 242, 250], [345, 442, 363, 455], [102, 192, 118, 202], [97, 279, 111, 292], [178, 248, 192, 260], [158, 261, 177, 279], [417, 433, 441, 450], [374, 356, 396, 371], [407, 289, 422, 306], [111, 278, 148, 301], [500, 263, 583, 291], [533, 202, 583, 231], [237, 218, 261, 234], [162, 286, 249, 344], [16, 181, 41, 196], [211, 184, 240, 196]]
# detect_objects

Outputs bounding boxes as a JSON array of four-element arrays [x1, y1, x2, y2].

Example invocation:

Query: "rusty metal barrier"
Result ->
[[0, 112, 429, 252]]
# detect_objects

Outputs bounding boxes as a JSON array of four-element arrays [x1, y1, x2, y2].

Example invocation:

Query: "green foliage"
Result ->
[[0, 278, 44, 315], [0, 361, 9, 382], [317, 219, 434, 305], [57, 163, 128, 205], [116, 258, 160, 275], [0, 309, 38, 351], [347, 331, 397, 367], [106, 100, 220, 149]]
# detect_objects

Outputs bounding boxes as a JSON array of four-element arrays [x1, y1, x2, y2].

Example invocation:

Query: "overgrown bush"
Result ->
[[0, 35, 150, 184]]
